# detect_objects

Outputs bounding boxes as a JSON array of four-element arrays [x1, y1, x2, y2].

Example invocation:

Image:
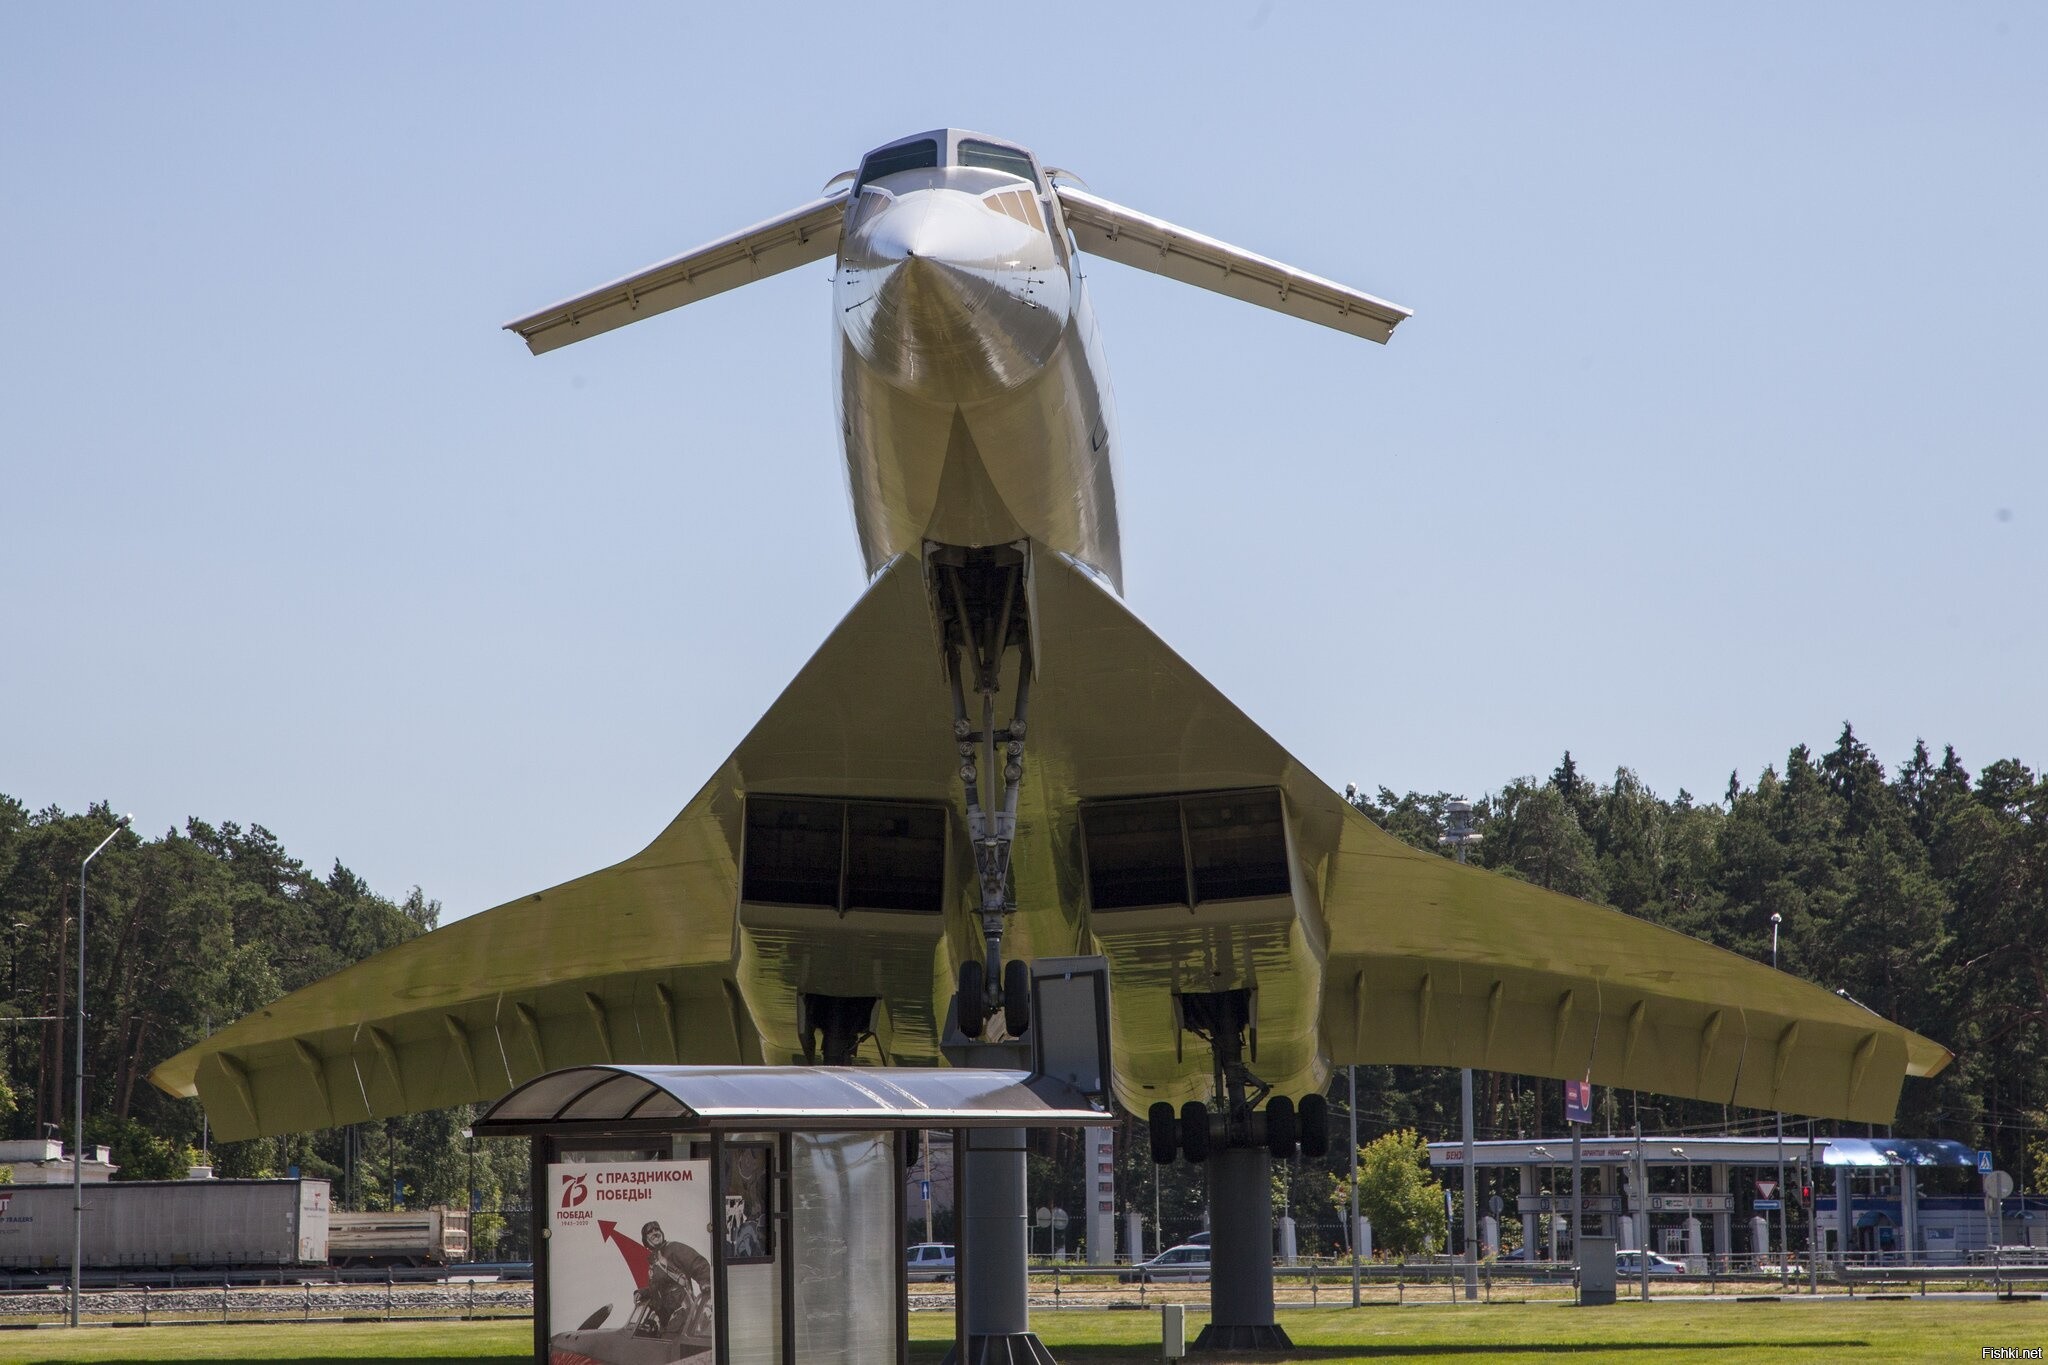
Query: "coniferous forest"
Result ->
[[5, 722, 2044, 1257]]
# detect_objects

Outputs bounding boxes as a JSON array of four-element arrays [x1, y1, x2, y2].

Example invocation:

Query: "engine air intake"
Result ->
[[742, 796, 948, 913], [1081, 789, 1291, 911]]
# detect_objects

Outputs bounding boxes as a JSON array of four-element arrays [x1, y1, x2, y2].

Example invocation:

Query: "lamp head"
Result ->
[[116, 814, 132, 829]]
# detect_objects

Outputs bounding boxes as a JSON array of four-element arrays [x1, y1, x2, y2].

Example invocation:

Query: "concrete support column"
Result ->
[[1192, 1146, 1290, 1352], [944, 1126, 1054, 1365]]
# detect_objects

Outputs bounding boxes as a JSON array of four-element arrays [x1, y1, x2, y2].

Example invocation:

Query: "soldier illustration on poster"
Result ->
[[547, 1161, 713, 1365]]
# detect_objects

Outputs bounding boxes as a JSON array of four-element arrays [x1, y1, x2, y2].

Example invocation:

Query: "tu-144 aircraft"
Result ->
[[154, 129, 1946, 1163]]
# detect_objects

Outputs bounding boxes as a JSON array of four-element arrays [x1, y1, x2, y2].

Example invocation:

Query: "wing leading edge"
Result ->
[[1055, 185, 1411, 343], [504, 190, 850, 355]]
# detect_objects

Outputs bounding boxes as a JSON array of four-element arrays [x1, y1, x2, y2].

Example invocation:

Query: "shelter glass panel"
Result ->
[[559, 1074, 657, 1122], [724, 1133, 782, 1365], [792, 1131, 899, 1364]]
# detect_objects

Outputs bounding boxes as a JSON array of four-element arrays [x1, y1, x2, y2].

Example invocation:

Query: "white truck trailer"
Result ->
[[0, 1178, 329, 1269]]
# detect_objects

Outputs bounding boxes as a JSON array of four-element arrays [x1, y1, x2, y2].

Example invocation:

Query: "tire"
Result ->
[[1298, 1093, 1330, 1158], [957, 960, 985, 1035], [1003, 958, 1031, 1037], [1148, 1101, 1179, 1165], [1265, 1094, 1297, 1159], [1179, 1101, 1210, 1164]]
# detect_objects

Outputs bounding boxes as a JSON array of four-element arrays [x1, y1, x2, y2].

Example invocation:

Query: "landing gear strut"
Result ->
[[1145, 989, 1331, 1352], [934, 542, 1034, 1043], [934, 543, 1053, 1365], [799, 995, 877, 1066]]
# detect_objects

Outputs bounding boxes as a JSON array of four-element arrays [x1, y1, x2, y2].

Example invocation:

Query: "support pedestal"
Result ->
[[1192, 1146, 1292, 1352], [941, 1040, 1056, 1365]]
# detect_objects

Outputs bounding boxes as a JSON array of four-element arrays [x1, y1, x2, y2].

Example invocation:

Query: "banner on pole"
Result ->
[[1564, 1078, 1593, 1125]]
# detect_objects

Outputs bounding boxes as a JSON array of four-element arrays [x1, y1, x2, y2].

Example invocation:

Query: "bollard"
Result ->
[[1160, 1302, 1185, 1360]]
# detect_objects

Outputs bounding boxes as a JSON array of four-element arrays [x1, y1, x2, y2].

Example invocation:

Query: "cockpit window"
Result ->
[[856, 139, 939, 190], [958, 139, 1038, 186]]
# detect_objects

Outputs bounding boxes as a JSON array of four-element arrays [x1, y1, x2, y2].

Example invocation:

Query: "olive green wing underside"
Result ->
[[1316, 829, 1952, 1125], [1033, 555, 1952, 1126], [147, 556, 960, 1143], [152, 548, 1951, 1141]]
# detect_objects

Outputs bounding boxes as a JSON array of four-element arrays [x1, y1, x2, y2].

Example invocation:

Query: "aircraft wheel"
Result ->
[[957, 960, 985, 1035], [1298, 1093, 1330, 1158], [1179, 1101, 1210, 1164], [1003, 959, 1031, 1037], [1148, 1102, 1179, 1165], [1265, 1094, 1298, 1158]]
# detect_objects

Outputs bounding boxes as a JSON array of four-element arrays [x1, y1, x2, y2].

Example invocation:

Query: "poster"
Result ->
[[721, 1143, 773, 1263], [548, 1160, 714, 1365]]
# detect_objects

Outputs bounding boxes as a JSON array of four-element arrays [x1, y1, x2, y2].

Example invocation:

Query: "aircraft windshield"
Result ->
[[857, 139, 939, 190], [958, 139, 1037, 186]]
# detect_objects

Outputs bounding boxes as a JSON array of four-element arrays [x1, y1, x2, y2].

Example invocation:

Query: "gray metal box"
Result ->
[[1577, 1235, 1617, 1306]]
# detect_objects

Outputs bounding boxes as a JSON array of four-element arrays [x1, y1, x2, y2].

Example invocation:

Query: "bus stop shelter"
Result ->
[[474, 1063, 1110, 1365]]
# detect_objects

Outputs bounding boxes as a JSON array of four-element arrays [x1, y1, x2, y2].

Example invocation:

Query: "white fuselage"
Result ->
[[833, 164, 1124, 590]]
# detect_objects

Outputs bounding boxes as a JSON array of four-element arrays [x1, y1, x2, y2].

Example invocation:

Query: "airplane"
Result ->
[[152, 127, 1947, 1167]]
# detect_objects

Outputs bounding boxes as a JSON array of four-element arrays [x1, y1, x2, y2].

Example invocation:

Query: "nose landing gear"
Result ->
[[933, 542, 1036, 1045]]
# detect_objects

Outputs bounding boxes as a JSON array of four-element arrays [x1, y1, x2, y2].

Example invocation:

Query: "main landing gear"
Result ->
[[1147, 990, 1329, 1352]]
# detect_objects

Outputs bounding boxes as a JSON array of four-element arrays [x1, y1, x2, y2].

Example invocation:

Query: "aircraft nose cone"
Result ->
[[837, 188, 1070, 403]]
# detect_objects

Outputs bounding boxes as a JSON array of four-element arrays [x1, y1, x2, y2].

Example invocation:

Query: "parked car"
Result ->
[[1614, 1250, 1687, 1275], [1120, 1244, 1210, 1284], [906, 1242, 956, 1281]]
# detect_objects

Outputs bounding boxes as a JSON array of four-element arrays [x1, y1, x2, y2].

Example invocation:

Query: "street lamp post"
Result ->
[[1348, 1064, 1360, 1307], [1440, 800, 1483, 1300], [1769, 912, 1790, 1283], [72, 813, 130, 1328]]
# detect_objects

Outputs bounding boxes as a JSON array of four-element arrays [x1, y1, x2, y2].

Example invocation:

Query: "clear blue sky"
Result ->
[[5, 4, 2042, 920]]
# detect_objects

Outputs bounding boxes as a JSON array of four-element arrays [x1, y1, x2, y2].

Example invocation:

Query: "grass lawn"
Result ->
[[920, 1300, 2041, 1364], [0, 1301, 2041, 1364], [0, 1320, 530, 1364]]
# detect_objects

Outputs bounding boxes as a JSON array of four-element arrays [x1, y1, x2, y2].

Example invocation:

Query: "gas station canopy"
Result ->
[[1819, 1137, 1977, 1168]]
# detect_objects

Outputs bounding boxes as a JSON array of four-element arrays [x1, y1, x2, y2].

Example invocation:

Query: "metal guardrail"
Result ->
[[0, 1274, 535, 1327]]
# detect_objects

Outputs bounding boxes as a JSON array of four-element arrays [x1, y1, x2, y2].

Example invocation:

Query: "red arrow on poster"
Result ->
[[1756, 1179, 1778, 1200], [598, 1219, 652, 1288]]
